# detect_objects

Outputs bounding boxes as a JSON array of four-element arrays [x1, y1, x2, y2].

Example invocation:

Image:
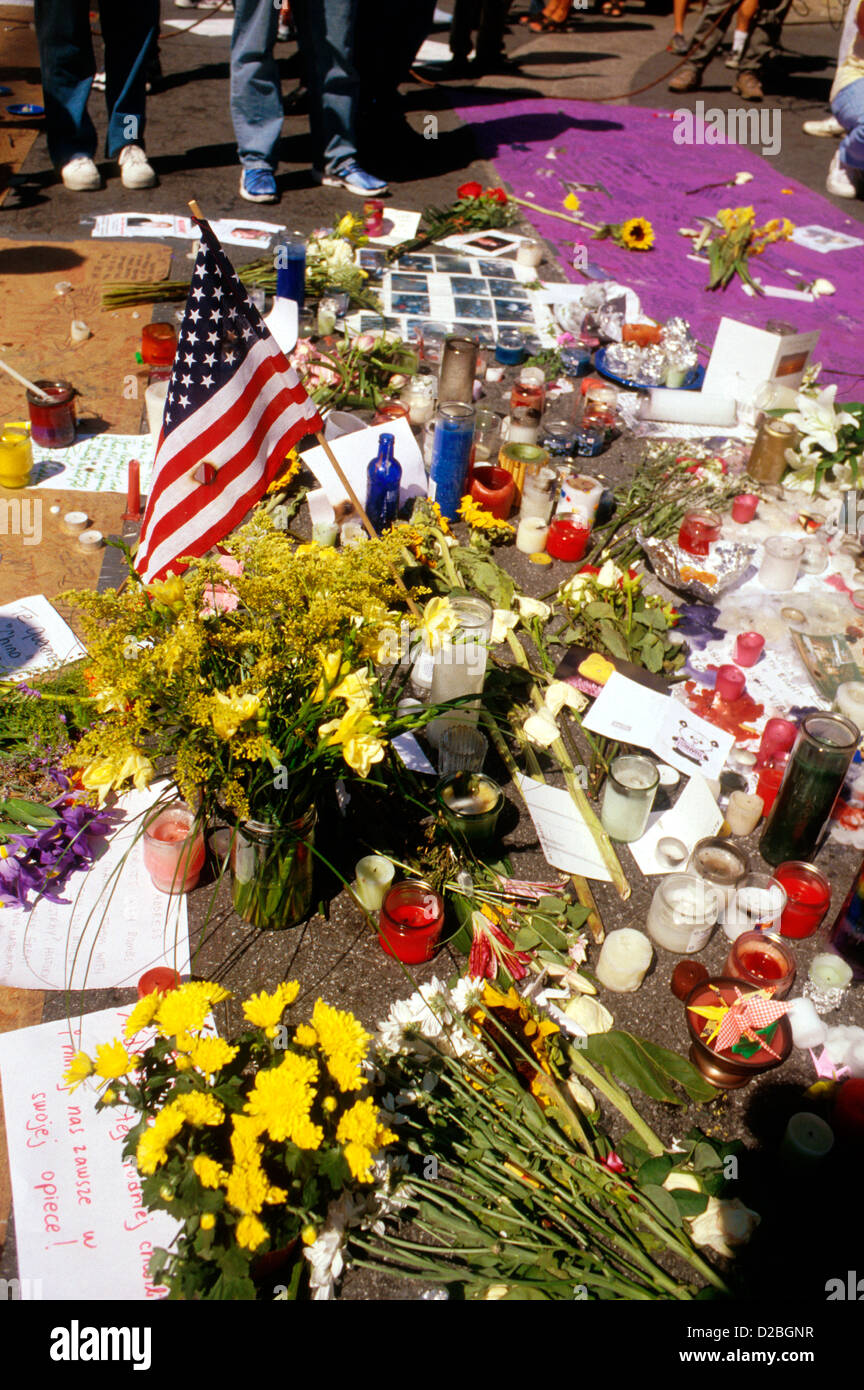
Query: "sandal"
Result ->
[[601, 2, 625, 14], [528, 15, 567, 29]]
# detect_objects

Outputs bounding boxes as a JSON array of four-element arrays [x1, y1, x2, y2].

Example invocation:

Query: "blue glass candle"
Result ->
[[495, 329, 526, 366], [561, 345, 592, 377], [429, 402, 475, 522], [275, 236, 306, 308], [365, 432, 402, 532]]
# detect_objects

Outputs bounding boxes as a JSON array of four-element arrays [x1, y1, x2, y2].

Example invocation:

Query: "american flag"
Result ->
[[135, 219, 323, 584]]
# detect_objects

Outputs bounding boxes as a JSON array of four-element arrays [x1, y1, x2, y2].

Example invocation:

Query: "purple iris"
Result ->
[[0, 780, 117, 909]]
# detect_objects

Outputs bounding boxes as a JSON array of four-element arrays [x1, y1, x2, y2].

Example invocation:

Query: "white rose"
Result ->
[[514, 594, 552, 623], [688, 1197, 760, 1257], [523, 708, 560, 748], [545, 680, 587, 718], [563, 995, 613, 1034]]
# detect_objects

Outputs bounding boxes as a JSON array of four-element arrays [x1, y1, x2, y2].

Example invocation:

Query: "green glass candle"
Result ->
[[760, 714, 859, 866], [436, 772, 504, 846]]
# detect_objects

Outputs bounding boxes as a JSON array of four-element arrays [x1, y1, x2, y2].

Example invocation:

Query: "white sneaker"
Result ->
[[118, 144, 157, 189], [803, 114, 844, 138], [61, 155, 101, 191], [826, 150, 859, 199]]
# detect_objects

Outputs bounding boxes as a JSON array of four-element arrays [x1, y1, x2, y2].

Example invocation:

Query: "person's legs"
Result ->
[[99, 0, 159, 157], [230, 0, 283, 171], [33, 0, 97, 167], [475, 0, 514, 63], [739, 0, 790, 72], [683, 0, 740, 70], [293, 0, 359, 174], [450, 0, 481, 59], [672, 0, 690, 35], [833, 77, 864, 172]]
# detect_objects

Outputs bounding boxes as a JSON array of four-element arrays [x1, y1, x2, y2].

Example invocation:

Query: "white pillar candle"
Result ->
[[595, 928, 653, 992], [556, 472, 604, 523], [809, 953, 854, 990], [640, 389, 736, 426], [351, 855, 395, 912], [516, 238, 543, 268], [516, 516, 549, 554], [646, 874, 720, 954], [758, 536, 804, 590], [725, 791, 764, 836], [834, 681, 864, 729], [780, 1112, 834, 1164], [786, 996, 828, 1050]]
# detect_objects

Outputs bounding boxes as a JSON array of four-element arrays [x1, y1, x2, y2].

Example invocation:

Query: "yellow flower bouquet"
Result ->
[[63, 514, 428, 927], [65, 980, 396, 1300]]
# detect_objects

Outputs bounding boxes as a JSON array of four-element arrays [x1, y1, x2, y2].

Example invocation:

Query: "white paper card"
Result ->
[[516, 773, 613, 882], [702, 316, 820, 401], [0, 1004, 178, 1300], [367, 208, 422, 249], [0, 787, 190, 991], [91, 213, 197, 240], [301, 418, 427, 512], [791, 224, 864, 254], [582, 672, 734, 779], [628, 773, 723, 875], [393, 732, 436, 775], [0, 594, 86, 678]]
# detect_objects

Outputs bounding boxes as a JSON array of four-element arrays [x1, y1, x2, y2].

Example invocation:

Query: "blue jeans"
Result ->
[[230, 0, 283, 171], [832, 77, 864, 173], [291, 0, 359, 173], [34, 0, 158, 167]]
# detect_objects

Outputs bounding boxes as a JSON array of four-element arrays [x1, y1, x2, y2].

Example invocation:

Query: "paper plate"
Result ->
[[594, 347, 704, 392], [5, 103, 44, 117]]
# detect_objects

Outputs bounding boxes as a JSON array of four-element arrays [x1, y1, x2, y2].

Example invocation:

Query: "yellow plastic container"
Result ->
[[0, 424, 32, 488]]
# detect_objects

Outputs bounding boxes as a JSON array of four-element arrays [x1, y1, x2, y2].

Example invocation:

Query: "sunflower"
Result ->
[[617, 217, 654, 251]]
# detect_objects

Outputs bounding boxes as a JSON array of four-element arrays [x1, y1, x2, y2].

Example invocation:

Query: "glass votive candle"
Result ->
[[438, 725, 488, 777], [439, 335, 478, 405], [379, 880, 445, 963], [803, 952, 854, 1013], [472, 408, 503, 463], [497, 441, 548, 501], [759, 535, 804, 590], [773, 860, 831, 938], [141, 321, 178, 366], [469, 465, 515, 519], [688, 837, 748, 916], [757, 717, 798, 767], [420, 322, 448, 365], [734, 632, 765, 667], [400, 373, 436, 427], [731, 493, 759, 523], [582, 384, 617, 431], [351, 854, 395, 912], [137, 966, 182, 998], [312, 519, 340, 547], [520, 466, 557, 523], [600, 755, 659, 842], [723, 930, 796, 998], [670, 959, 709, 1001], [372, 398, 410, 425], [723, 873, 787, 941], [515, 515, 549, 554], [678, 508, 722, 556], [715, 665, 746, 701], [516, 237, 543, 268], [546, 513, 590, 562], [780, 1113, 834, 1164], [755, 759, 786, 816], [142, 803, 206, 894], [26, 379, 76, 448], [574, 423, 604, 458], [495, 328, 526, 365], [317, 296, 340, 336], [801, 536, 829, 574], [539, 420, 577, 459], [0, 425, 33, 487], [556, 472, 603, 524], [595, 928, 653, 992], [436, 772, 504, 846], [646, 873, 721, 954], [834, 680, 864, 728]]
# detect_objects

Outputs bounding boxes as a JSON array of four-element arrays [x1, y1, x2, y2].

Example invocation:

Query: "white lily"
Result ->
[[514, 594, 552, 623], [545, 679, 587, 718], [490, 608, 519, 644], [523, 706, 561, 748], [784, 385, 857, 456]]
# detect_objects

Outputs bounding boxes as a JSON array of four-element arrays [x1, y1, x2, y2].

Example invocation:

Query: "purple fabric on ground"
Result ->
[[455, 96, 864, 392]]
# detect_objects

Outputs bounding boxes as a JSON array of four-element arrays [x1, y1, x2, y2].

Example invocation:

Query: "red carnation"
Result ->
[[458, 181, 483, 199], [485, 187, 507, 203]]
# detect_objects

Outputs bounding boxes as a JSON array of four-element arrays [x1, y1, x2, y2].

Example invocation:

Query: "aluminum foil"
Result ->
[[604, 342, 640, 375], [636, 527, 757, 602]]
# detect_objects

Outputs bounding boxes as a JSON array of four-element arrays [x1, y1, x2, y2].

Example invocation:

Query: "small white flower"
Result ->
[[733, 171, 754, 185], [490, 608, 519, 644], [544, 680, 587, 719], [514, 594, 551, 623], [811, 278, 835, 296], [304, 1228, 345, 1300], [523, 707, 561, 748], [563, 994, 614, 1034], [596, 559, 624, 588]]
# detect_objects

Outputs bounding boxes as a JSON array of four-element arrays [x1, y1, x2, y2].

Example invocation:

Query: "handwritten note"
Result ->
[[516, 774, 613, 882], [31, 435, 156, 493], [0, 594, 86, 679], [583, 672, 734, 780], [0, 787, 190, 991], [0, 1005, 178, 1299]]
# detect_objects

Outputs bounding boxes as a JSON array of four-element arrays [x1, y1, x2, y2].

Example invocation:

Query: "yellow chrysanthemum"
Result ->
[[322, 1095, 338, 1114], [193, 1155, 227, 1189], [102, 1089, 117, 1105], [309, 999, 370, 1094], [136, 1108, 185, 1175], [186, 1037, 240, 1078], [458, 495, 514, 533], [618, 217, 655, 251], [63, 1052, 93, 1091], [172, 1092, 225, 1127], [147, 572, 186, 613], [242, 981, 300, 1038], [123, 992, 162, 1040], [156, 981, 229, 1041], [294, 1022, 318, 1048], [336, 1097, 397, 1183], [94, 1039, 134, 1081], [235, 1214, 269, 1251], [244, 1052, 323, 1149]]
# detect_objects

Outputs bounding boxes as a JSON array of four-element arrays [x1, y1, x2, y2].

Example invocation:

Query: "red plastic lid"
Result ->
[[137, 967, 182, 998]]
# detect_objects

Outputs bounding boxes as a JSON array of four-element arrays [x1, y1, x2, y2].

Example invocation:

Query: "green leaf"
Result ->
[[449, 547, 515, 610], [670, 1188, 709, 1218], [584, 601, 615, 620], [1, 798, 59, 825], [636, 1154, 674, 1188], [598, 620, 629, 660], [640, 1183, 683, 1227], [512, 925, 541, 950], [585, 1029, 717, 1105], [693, 1141, 722, 1173]]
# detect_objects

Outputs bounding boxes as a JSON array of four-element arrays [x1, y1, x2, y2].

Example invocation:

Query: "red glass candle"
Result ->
[[363, 198, 385, 235], [716, 665, 746, 701], [547, 514, 590, 562], [723, 931, 796, 998], [834, 1079, 864, 1143], [469, 465, 515, 520], [123, 458, 141, 522], [678, 509, 722, 556], [732, 493, 759, 523], [26, 379, 76, 448], [734, 631, 765, 667], [580, 375, 606, 397], [757, 717, 798, 767], [372, 399, 410, 425], [756, 760, 786, 816], [137, 967, 182, 998], [773, 861, 831, 939], [141, 322, 178, 367], [142, 803, 206, 894], [379, 880, 445, 963], [670, 959, 708, 1001]]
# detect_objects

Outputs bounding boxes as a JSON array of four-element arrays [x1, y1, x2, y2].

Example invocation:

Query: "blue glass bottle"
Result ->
[[365, 432, 402, 532]]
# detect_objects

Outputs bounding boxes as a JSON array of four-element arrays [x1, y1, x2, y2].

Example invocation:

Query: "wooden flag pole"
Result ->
[[187, 199, 422, 621]]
